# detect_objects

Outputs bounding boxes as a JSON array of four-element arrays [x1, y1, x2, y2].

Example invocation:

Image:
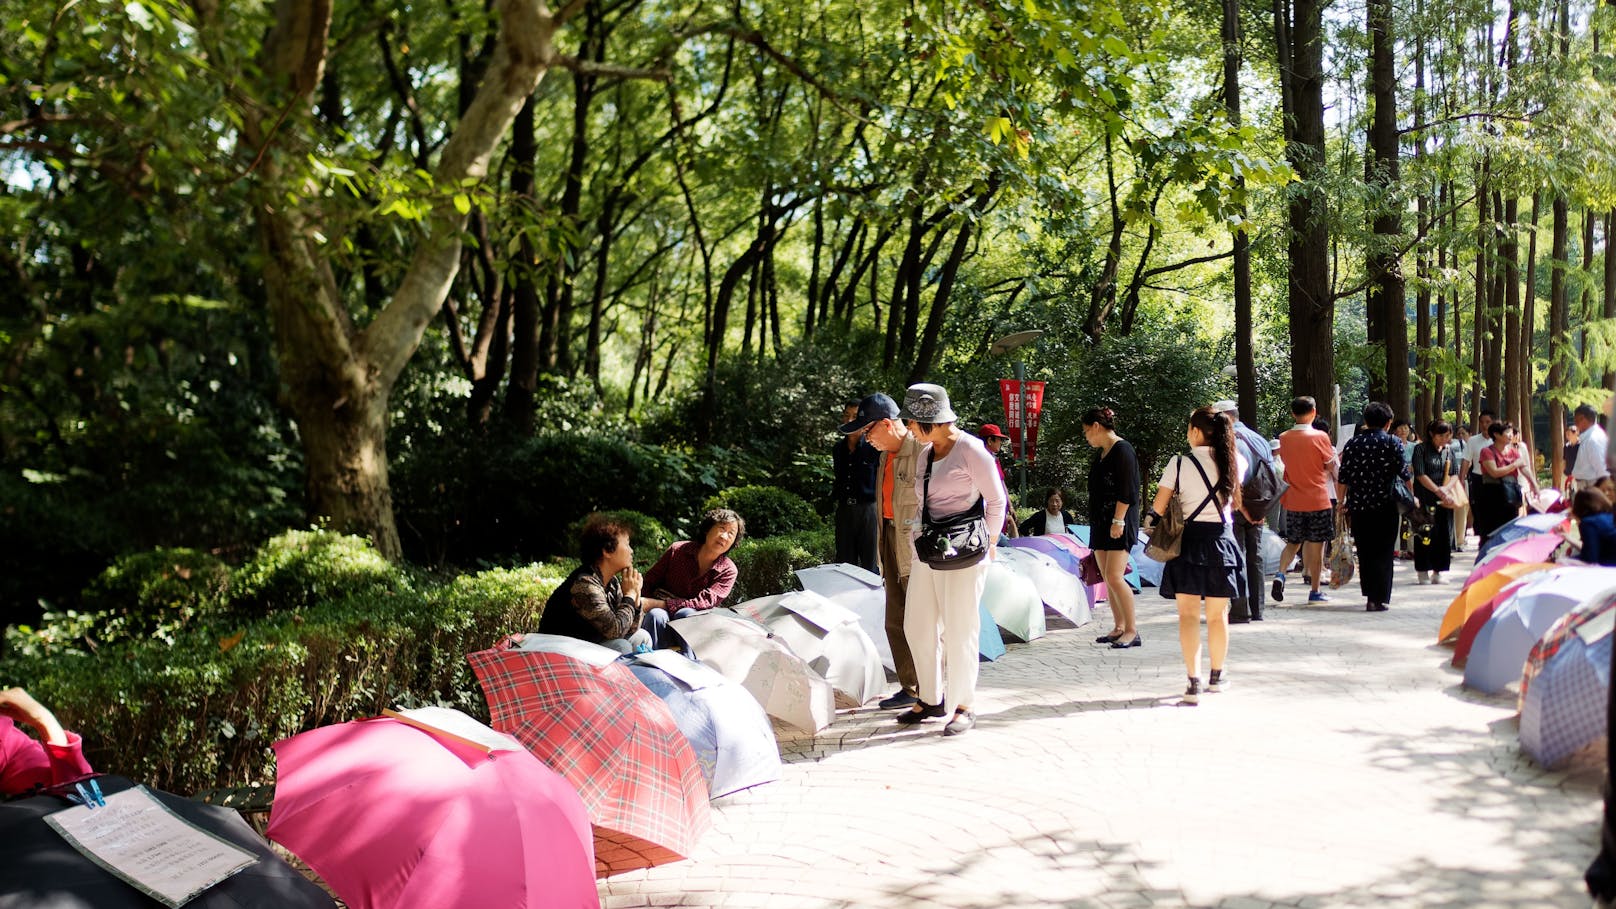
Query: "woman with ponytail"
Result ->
[[1146, 406, 1248, 705]]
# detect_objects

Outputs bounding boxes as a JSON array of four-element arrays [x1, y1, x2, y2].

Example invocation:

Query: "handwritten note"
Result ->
[[45, 786, 256, 908]]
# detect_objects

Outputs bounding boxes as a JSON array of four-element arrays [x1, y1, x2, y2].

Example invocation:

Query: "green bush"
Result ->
[[69, 548, 233, 647], [6, 560, 568, 794], [229, 529, 406, 614], [727, 529, 835, 603], [704, 485, 822, 540]]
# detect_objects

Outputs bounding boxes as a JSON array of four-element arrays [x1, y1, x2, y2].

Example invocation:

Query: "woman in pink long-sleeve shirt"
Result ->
[[0, 687, 93, 795], [894, 384, 1006, 738]]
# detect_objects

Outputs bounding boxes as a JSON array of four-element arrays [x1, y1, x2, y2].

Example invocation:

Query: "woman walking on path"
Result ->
[[1147, 406, 1246, 705], [1337, 402, 1412, 613], [1475, 421, 1532, 542], [896, 384, 1007, 737], [1082, 407, 1142, 649], [1410, 420, 1461, 584]]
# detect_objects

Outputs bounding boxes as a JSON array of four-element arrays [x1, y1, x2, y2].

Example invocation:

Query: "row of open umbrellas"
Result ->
[[1435, 512, 1616, 769], [250, 531, 1132, 908]]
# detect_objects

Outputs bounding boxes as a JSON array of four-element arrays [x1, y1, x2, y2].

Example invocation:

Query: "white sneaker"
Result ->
[[1417, 571, 1429, 585], [1431, 572, 1445, 584]]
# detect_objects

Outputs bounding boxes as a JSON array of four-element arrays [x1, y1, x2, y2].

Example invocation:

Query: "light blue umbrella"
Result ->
[[978, 602, 1007, 661], [620, 649, 782, 799], [980, 561, 1047, 643], [1477, 512, 1567, 560], [995, 547, 1090, 626], [1520, 633, 1612, 768], [1061, 527, 1141, 590], [1464, 567, 1616, 694], [1130, 532, 1165, 588]]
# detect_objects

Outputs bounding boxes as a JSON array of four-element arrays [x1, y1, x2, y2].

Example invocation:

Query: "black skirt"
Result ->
[[1160, 520, 1248, 600], [1087, 501, 1139, 551]]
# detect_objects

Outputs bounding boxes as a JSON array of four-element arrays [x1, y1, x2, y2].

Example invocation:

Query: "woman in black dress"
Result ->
[[1083, 407, 1142, 649], [1409, 420, 1461, 584]]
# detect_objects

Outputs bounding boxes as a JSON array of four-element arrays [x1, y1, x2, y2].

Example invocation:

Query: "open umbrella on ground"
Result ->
[[979, 561, 1047, 643], [620, 649, 781, 799], [1464, 532, 1566, 588], [1463, 567, 1616, 694], [1259, 527, 1287, 576], [1059, 527, 1142, 591], [268, 715, 598, 907], [1520, 593, 1616, 768], [1130, 531, 1165, 588], [734, 591, 886, 706], [0, 775, 337, 909], [1477, 512, 1568, 560], [1039, 532, 1109, 604], [1006, 535, 1084, 576], [1438, 561, 1557, 643], [468, 646, 711, 876], [668, 610, 837, 734], [1452, 576, 1538, 668], [976, 600, 1008, 661], [795, 563, 1007, 663], [795, 563, 893, 672], [995, 546, 1090, 626]]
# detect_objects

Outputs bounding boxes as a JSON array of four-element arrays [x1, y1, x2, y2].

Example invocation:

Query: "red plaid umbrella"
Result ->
[[468, 646, 711, 877]]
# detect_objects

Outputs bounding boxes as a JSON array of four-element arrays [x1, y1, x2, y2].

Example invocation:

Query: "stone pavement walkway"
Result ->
[[599, 548, 1604, 909]]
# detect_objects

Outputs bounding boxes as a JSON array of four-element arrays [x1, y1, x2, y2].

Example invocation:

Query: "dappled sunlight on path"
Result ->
[[599, 545, 1601, 907]]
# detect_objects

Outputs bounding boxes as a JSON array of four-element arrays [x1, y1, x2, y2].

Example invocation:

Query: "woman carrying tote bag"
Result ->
[[1146, 406, 1248, 705], [895, 383, 1007, 737]]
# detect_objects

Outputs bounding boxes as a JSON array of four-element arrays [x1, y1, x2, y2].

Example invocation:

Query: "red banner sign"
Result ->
[[997, 379, 1046, 463]]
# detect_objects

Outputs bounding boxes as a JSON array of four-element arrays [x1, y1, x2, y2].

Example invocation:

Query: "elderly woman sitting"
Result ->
[[539, 514, 662, 653], [0, 687, 93, 796], [641, 509, 745, 628]]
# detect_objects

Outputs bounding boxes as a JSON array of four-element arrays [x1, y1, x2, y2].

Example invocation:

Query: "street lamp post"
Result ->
[[991, 330, 1045, 503]]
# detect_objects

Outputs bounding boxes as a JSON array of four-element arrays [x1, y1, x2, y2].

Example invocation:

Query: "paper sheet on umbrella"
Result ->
[[383, 706, 524, 753], [1577, 609, 1616, 646], [44, 785, 257, 908], [633, 649, 724, 690], [777, 592, 857, 634]]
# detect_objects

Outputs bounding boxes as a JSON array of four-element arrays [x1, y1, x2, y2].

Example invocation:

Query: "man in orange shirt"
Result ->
[[1273, 396, 1338, 604]]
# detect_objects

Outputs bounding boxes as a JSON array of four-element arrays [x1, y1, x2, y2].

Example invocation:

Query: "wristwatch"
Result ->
[[1111, 519, 1126, 526]]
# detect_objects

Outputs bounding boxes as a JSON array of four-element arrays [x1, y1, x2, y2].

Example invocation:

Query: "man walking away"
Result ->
[[833, 399, 882, 572], [1216, 400, 1275, 622], [1273, 397, 1337, 605], [1460, 409, 1496, 550]]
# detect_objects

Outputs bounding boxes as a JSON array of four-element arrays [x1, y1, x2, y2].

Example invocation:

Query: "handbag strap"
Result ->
[[921, 447, 984, 524], [1180, 453, 1222, 523]]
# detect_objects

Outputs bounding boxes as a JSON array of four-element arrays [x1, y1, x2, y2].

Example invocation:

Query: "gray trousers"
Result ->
[[1229, 517, 1264, 622]]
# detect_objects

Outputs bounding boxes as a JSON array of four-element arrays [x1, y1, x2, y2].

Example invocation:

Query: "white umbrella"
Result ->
[[668, 610, 837, 734], [796, 563, 895, 672], [980, 561, 1047, 643], [504, 632, 620, 665], [994, 547, 1090, 626], [735, 591, 887, 707]]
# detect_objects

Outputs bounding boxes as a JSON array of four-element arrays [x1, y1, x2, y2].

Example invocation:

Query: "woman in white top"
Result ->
[[895, 383, 1008, 737], [1147, 405, 1248, 705]]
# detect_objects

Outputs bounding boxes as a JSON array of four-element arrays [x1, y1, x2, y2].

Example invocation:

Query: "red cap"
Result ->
[[979, 424, 1008, 440]]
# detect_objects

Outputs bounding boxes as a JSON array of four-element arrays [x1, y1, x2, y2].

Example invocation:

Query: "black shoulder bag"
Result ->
[[913, 449, 990, 570]]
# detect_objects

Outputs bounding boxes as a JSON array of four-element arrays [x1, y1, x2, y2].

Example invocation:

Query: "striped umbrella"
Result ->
[[468, 646, 711, 877]]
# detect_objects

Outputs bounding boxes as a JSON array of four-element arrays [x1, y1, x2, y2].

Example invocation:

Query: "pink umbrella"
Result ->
[[1464, 532, 1565, 588], [267, 716, 599, 909]]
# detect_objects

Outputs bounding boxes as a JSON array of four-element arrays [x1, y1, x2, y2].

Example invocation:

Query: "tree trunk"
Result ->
[[1084, 129, 1127, 340], [1606, 209, 1616, 392], [1486, 190, 1506, 416], [1523, 193, 1541, 453], [1225, 0, 1257, 424], [1501, 196, 1524, 429], [1284, 0, 1335, 422], [1471, 168, 1489, 423], [1550, 195, 1569, 488], [504, 96, 541, 429], [1367, 0, 1407, 417], [243, 0, 556, 558], [1433, 181, 1448, 422]]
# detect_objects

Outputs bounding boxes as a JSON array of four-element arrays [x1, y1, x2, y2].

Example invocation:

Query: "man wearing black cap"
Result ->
[[846, 393, 924, 709], [833, 399, 882, 573]]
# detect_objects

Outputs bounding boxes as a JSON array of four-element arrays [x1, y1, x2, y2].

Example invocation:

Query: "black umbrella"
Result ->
[[0, 775, 335, 908]]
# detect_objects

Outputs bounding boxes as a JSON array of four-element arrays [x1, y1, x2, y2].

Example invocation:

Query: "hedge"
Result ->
[[4, 539, 569, 794], [727, 529, 835, 603], [703, 485, 821, 539]]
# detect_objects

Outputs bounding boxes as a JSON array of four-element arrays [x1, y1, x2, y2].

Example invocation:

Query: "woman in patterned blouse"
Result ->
[[1337, 402, 1412, 612]]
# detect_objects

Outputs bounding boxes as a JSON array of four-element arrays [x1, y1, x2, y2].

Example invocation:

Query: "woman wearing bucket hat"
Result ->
[[896, 383, 1007, 737]]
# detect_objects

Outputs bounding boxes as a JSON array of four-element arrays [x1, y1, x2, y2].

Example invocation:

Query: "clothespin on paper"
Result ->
[[70, 780, 106, 809]]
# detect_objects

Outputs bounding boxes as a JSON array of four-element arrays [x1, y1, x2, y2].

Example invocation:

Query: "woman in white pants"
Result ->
[[895, 383, 1008, 737]]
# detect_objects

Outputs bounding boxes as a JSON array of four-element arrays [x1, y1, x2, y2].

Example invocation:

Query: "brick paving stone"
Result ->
[[598, 546, 1603, 907]]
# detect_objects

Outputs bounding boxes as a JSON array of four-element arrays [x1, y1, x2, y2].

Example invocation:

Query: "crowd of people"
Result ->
[[523, 387, 1616, 725]]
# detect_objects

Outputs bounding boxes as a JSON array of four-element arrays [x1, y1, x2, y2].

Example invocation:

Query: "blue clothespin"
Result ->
[[87, 778, 105, 807], [73, 783, 94, 808]]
